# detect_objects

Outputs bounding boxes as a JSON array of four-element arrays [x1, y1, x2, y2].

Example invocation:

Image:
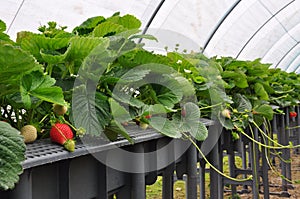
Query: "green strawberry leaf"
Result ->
[[254, 82, 269, 100], [0, 20, 6, 32], [180, 102, 208, 141], [72, 85, 111, 136], [104, 119, 133, 144], [20, 71, 67, 108], [118, 14, 141, 29], [0, 121, 26, 191], [93, 21, 126, 37], [0, 44, 43, 96], [17, 32, 70, 62], [109, 98, 132, 123], [253, 104, 273, 120], [72, 16, 106, 35], [234, 94, 252, 113], [150, 116, 182, 138]]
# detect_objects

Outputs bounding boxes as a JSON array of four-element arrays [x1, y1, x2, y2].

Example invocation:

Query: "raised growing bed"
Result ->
[[0, 118, 213, 199]]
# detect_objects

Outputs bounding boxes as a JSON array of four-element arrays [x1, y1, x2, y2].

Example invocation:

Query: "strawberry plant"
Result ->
[[0, 20, 67, 190]]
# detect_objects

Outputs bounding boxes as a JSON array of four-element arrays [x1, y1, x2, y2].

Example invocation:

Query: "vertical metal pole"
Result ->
[[280, 110, 288, 191], [131, 143, 145, 199], [59, 160, 71, 199], [162, 164, 174, 199], [97, 160, 108, 199], [296, 106, 300, 154], [209, 139, 221, 199], [228, 146, 237, 197], [10, 169, 33, 199], [261, 125, 270, 199], [199, 159, 206, 199], [251, 126, 260, 199], [161, 138, 174, 199], [284, 108, 292, 182], [241, 140, 249, 192], [271, 115, 278, 166], [186, 144, 197, 199]]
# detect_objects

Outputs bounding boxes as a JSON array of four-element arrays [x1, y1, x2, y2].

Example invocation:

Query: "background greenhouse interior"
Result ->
[[3, 0, 300, 71], [2, 0, 300, 199]]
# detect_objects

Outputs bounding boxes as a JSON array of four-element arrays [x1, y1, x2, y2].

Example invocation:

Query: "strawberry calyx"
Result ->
[[63, 139, 75, 152]]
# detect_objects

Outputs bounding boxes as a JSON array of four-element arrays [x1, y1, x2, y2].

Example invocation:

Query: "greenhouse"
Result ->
[[1, 0, 300, 198]]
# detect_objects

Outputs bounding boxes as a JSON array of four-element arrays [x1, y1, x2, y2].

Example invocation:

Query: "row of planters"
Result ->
[[1, 12, 300, 198]]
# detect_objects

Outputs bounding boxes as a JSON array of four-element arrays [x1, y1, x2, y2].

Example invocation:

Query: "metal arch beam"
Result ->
[[291, 58, 300, 73], [263, 23, 300, 70], [294, 63, 300, 73], [283, 46, 300, 71], [235, 0, 295, 59], [201, 0, 242, 53], [138, 0, 165, 43], [273, 41, 299, 69], [6, 0, 26, 33], [282, 42, 300, 71]]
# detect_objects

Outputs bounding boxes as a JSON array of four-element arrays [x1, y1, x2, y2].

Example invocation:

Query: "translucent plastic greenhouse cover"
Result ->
[[2, 0, 300, 72]]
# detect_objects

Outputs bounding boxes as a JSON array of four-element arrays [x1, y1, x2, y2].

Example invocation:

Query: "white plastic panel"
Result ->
[[262, 33, 297, 68], [285, 47, 300, 72], [2, 0, 300, 72], [204, 0, 272, 58], [148, 0, 237, 50], [277, 24, 300, 71], [1, 0, 162, 40], [237, 17, 286, 61], [275, 1, 300, 31], [259, 0, 294, 14], [2, 0, 23, 30], [278, 49, 300, 71]]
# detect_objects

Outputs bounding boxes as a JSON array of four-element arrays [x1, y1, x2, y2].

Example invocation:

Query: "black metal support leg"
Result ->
[[131, 143, 145, 199], [250, 126, 260, 199], [199, 160, 206, 199], [261, 125, 270, 199], [186, 144, 198, 199], [10, 169, 33, 199], [162, 164, 174, 199]]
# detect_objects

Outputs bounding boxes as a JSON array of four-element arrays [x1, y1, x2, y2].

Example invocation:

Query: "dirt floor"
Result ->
[[148, 153, 300, 198], [231, 153, 300, 199]]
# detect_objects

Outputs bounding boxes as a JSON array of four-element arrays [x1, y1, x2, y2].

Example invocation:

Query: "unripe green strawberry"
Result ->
[[53, 104, 68, 116], [50, 123, 75, 152], [140, 122, 149, 130], [20, 125, 37, 143], [221, 109, 231, 119]]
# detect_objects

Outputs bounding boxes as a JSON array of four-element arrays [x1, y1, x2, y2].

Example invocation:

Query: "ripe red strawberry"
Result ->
[[289, 111, 297, 118], [144, 114, 152, 119], [50, 123, 75, 152], [181, 109, 186, 117]]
